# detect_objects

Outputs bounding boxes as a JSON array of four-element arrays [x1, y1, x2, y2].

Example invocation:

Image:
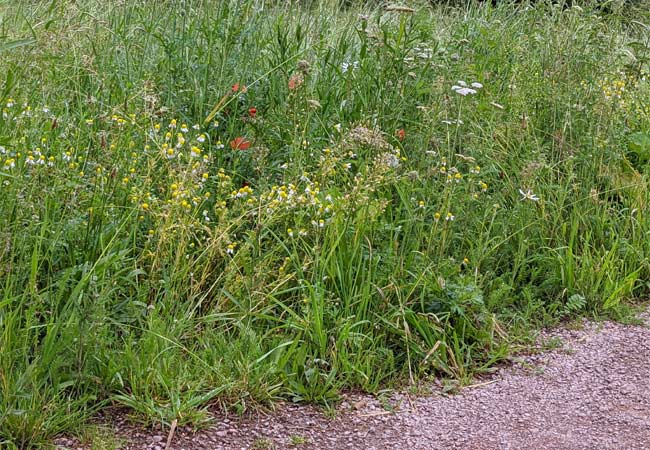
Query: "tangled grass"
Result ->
[[1, 0, 649, 447]]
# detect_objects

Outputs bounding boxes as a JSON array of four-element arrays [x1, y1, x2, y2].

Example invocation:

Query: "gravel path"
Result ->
[[57, 311, 650, 450]]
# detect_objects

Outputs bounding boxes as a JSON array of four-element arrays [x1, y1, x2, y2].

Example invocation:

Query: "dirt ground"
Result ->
[[56, 310, 650, 450]]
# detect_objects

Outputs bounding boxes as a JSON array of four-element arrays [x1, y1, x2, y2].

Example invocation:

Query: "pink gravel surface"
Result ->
[[56, 311, 650, 450]]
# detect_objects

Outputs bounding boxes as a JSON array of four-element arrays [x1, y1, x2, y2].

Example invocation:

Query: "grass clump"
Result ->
[[1, 0, 649, 447]]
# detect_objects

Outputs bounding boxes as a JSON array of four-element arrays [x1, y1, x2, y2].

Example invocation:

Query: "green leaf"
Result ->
[[0, 38, 35, 53], [627, 132, 650, 163]]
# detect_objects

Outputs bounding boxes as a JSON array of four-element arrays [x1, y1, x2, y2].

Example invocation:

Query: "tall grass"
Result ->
[[1, 0, 649, 447]]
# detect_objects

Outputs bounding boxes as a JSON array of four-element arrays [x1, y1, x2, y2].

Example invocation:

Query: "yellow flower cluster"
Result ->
[[600, 78, 626, 101]]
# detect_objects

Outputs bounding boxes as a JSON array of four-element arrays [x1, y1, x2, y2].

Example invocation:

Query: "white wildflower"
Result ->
[[519, 188, 540, 202], [452, 86, 477, 96], [341, 61, 359, 73]]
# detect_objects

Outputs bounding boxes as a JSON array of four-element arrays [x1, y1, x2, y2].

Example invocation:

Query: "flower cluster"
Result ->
[[452, 80, 483, 96]]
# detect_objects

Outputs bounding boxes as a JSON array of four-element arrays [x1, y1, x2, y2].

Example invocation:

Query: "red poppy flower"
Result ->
[[232, 83, 247, 93], [230, 137, 251, 150], [288, 72, 304, 91], [396, 128, 406, 141], [248, 107, 257, 118]]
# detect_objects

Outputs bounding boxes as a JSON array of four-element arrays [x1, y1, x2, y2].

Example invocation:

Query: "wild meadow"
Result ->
[[1, 0, 649, 447]]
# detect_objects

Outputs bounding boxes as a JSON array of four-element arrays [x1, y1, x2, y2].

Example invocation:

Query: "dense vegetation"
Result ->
[[1, 0, 649, 447]]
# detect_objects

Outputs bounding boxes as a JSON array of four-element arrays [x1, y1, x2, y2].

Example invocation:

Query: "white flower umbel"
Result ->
[[452, 86, 477, 96], [451, 80, 483, 95]]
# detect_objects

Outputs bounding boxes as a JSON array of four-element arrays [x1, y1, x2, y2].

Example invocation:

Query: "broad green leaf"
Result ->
[[627, 132, 650, 163], [0, 38, 35, 53]]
